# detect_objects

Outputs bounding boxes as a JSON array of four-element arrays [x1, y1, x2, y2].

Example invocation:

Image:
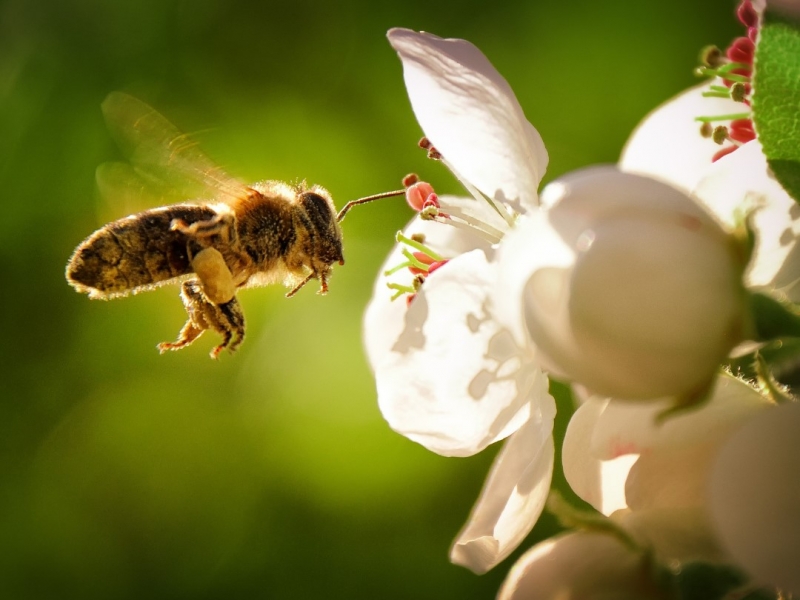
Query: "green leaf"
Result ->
[[752, 11, 800, 203]]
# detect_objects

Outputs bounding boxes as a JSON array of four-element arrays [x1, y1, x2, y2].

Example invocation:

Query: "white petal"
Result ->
[[388, 28, 546, 211], [450, 408, 555, 574], [370, 249, 545, 457], [591, 375, 771, 461], [562, 397, 636, 516], [612, 507, 725, 564], [498, 531, 661, 600], [493, 210, 574, 356], [709, 402, 800, 595], [363, 200, 491, 371], [693, 140, 800, 300], [620, 83, 744, 193]]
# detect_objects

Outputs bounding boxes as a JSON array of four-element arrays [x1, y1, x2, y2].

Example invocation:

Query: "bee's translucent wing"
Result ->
[[101, 91, 257, 206], [95, 161, 191, 222]]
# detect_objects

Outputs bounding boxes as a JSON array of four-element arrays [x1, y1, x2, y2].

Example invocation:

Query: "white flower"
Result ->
[[709, 400, 800, 595], [366, 28, 753, 573], [562, 374, 772, 564], [364, 28, 555, 574], [497, 166, 747, 400], [497, 531, 669, 600], [620, 83, 800, 301]]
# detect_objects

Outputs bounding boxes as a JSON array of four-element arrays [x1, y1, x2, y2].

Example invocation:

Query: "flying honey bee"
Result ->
[[67, 92, 405, 358]]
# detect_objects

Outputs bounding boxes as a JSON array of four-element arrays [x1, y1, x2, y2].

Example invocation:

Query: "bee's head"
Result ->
[[298, 186, 345, 267]]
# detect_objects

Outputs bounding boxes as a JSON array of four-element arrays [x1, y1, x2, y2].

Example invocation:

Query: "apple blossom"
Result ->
[[562, 374, 773, 564], [366, 25, 758, 574], [619, 0, 800, 302], [364, 28, 556, 574], [621, 87, 800, 302]]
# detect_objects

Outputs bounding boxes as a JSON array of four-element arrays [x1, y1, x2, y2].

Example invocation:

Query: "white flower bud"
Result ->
[[505, 166, 747, 399], [497, 532, 670, 600]]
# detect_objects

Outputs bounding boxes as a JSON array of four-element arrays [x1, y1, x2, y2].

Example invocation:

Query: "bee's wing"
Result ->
[[100, 91, 258, 206]]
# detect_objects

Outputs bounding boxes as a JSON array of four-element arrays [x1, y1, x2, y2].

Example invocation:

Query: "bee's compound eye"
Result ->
[[300, 192, 336, 229]]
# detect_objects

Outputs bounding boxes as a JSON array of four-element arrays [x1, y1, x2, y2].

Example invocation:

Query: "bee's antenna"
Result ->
[[336, 189, 407, 223]]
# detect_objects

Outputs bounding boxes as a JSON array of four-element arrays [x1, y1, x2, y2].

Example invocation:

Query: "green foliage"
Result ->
[[752, 11, 800, 203]]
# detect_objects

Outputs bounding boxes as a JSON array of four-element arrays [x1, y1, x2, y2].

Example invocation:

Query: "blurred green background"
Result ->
[[0, 1, 740, 598]]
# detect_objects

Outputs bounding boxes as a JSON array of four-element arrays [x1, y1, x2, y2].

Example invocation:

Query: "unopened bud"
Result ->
[[515, 167, 746, 400]]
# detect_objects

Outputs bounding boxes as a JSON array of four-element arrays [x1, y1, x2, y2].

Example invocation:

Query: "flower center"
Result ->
[[695, 0, 758, 161], [382, 139, 521, 304]]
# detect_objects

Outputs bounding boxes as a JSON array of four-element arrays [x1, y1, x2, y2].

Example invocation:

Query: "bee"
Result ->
[[67, 92, 404, 358]]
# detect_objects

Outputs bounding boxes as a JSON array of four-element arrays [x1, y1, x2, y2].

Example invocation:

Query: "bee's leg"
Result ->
[[317, 270, 329, 295], [211, 297, 245, 359], [171, 212, 237, 245], [158, 280, 209, 354], [157, 280, 245, 358]]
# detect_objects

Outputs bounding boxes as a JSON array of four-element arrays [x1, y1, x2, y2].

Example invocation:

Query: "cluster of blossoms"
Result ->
[[364, 1, 800, 597]]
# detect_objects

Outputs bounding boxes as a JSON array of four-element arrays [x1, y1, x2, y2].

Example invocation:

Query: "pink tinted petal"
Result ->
[[371, 249, 544, 457], [562, 397, 636, 515], [450, 404, 556, 573], [388, 28, 546, 212], [595, 378, 767, 458], [620, 83, 744, 193], [709, 402, 800, 594], [591, 375, 770, 460], [693, 140, 800, 300]]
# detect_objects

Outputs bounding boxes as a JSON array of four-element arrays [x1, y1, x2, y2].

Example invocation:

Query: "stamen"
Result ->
[[387, 282, 417, 299], [439, 156, 517, 227], [700, 122, 713, 138], [730, 82, 748, 103], [440, 204, 506, 240], [383, 261, 414, 277], [430, 216, 503, 244], [395, 231, 444, 261], [712, 125, 729, 145], [699, 45, 725, 68], [402, 173, 420, 187], [695, 62, 751, 80], [401, 248, 432, 272], [695, 112, 752, 123]]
